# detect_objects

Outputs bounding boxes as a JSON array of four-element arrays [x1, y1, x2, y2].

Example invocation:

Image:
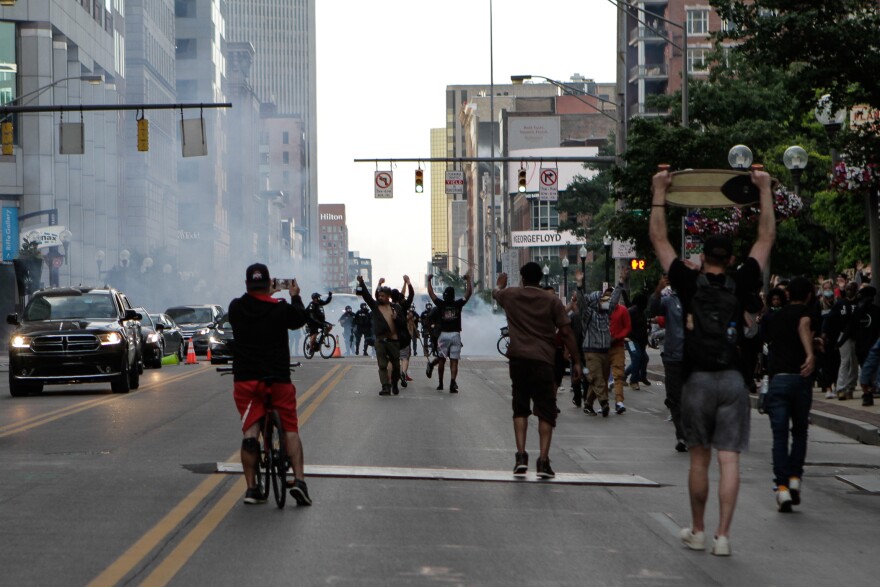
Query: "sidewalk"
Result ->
[[644, 349, 880, 446]]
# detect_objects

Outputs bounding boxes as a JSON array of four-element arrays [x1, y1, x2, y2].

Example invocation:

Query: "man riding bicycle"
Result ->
[[306, 291, 333, 353], [228, 263, 313, 506]]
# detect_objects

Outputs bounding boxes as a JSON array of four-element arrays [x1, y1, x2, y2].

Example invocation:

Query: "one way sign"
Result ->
[[539, 168, 558, 202]]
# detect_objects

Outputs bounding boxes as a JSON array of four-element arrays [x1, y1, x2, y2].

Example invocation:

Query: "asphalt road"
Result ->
[[1, 353, 879, 586]]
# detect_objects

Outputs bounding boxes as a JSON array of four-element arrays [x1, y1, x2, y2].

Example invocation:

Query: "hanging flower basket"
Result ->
[[684, 185, 803, 237], [830, 161, 880, 195]]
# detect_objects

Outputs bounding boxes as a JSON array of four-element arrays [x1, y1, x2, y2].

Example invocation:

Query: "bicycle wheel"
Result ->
[[255, 428, 268, 501], [267, 411, 287, 508], [319, 332, 337, 359], [302, 337, 314, 359], [497, 335, 510, 356]]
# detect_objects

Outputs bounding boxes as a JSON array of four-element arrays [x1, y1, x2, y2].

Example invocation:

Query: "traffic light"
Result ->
[[517, 168, 527, 193], [137, 117, 149, 152], [1, 121, 13, 156], [415, 168, 424, 193], [630, 258, 646, 271]]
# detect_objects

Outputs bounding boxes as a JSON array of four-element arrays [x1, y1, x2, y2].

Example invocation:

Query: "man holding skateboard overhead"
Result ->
[[650, 165, 774, 557]]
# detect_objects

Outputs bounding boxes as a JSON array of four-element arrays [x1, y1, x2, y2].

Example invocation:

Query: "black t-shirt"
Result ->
[[228, 293, 308, 382], [434, 299, 466, 333], [767, 303, 810, 376], [668, 256, 762, 369]]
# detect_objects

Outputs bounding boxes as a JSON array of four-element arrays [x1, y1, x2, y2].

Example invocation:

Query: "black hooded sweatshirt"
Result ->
[[228, 292, 308, 382]]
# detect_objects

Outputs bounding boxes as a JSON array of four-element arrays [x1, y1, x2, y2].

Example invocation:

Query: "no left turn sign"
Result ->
[[375, 171, 393, 199]]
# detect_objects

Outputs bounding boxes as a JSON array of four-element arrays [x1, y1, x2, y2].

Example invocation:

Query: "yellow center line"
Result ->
[[138, 366, 352, 587], [0, 367, 210, 439], [87, 364, 347, 587]]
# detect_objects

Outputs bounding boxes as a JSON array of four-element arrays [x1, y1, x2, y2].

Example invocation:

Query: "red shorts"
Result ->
[[233, 380, 299, 433]]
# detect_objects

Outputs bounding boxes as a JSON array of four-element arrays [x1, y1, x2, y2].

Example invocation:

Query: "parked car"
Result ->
[[6, 287, 143, 396], [135, 308, 164, 369], [165, 304, 224, 355], [189, 314, 234, 364], [150, 313, 185, 361]]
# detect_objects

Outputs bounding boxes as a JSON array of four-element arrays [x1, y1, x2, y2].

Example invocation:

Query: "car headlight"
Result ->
[[11, 335, 31, 348], [99, 332, 123, 345], [197, 328, 210, 335], [147, 333, 160, 343]]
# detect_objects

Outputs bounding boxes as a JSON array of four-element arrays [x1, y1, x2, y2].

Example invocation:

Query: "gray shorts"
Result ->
[[399, 344, 411, 360], [438, 332, 463, 360], [681, 370, 750, 452]]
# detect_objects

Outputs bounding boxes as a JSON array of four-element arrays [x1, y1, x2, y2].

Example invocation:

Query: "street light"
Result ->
[[561, 256, 570, 299], [603, 234, 612, 285], [783, 146, 808, 195], [728, 144, 754, 170], [95, 249, 105, 280], [579, 245, 588, 279], [543, 264, 550, 287], [119, 249, 130, 268]]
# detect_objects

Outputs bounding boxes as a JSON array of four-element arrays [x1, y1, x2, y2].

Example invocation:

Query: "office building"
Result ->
[[226, 0, 318, 260], [318, 203, 348, 290]]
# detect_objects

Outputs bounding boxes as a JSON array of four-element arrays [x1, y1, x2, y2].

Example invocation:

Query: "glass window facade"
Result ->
[[0, 21, 16, 106]]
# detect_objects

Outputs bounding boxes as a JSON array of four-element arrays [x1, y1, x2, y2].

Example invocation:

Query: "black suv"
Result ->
[[6, 287, 143, 396], [165, 304, 224, 355]]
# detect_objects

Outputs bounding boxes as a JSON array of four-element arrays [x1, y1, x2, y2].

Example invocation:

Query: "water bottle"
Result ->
[[757, 375, 770, 414]]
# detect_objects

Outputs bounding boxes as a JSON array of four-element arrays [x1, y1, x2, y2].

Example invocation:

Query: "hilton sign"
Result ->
[[320, 213, 344, 221]]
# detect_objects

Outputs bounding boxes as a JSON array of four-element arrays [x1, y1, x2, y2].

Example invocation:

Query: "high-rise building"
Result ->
[[226, 0, 318, 260], [429, 128, 448, 271], [0, 0, 126, 294], [174, 0, 230, 288], [624, 0, 715, 119], [318, 204, 348, 291], [124, 0, 179, 262], [348, 250, 372, 293]]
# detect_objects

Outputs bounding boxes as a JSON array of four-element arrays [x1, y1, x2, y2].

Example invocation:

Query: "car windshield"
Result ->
[[137, 311, 154, 328], [167, 307, 213, 324], [24, 293, 118, 321]]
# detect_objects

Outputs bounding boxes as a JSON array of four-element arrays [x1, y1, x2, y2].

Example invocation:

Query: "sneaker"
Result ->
[[600, 401, 610, 418], [583, 405, 597, 416], [789, 477, 801, 506], [400, 373, 408, 388], [514, 451, 529, 477], [679, 528, 705, 551], [449, 380, 458, 394], [837, 390, 848, 400], [426, 362, 434, 378], [675, 439, 689, 453], [572, 396, 582, 408], [392, 383, 400, 395], [244, 487, 266, 505], [862, 392, 874, 407], [405, 374, 414, 381], [379, 385, 391, 396], [289, 479, 312, 506], [615, 402, 626, 415], [436, 384, 444, 391], [630, 382, 640, 391], [711, 535, 731, 556], [824, 390, 835, 399], [640, 379, 652, 387], [536, 457, 555, 479], [776, 486, 793, 513]]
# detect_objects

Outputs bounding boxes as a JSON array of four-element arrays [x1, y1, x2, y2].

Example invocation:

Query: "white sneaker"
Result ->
[[680, 528, 705, 551], [711, 535, 731, 556], [824, 390, 835, 399], [776, 488, 793, 513], [789, 477, 801, 506], [630, 382, 640, 391]]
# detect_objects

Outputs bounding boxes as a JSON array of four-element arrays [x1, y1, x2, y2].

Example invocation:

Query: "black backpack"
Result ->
[[686, 274, 739, 371]]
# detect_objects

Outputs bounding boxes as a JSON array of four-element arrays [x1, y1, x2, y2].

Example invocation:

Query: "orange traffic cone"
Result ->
[[206, 346, 212, 362], [185, 339, 198, 364], [331, 336, 342, 358]]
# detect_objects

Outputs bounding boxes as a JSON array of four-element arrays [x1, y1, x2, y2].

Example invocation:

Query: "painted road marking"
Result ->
[[88, 364, 345, 587]]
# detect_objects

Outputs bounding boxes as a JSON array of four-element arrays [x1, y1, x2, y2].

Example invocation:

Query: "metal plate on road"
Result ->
[[837, 474, 880, 493], [217, 463, 658, 487]]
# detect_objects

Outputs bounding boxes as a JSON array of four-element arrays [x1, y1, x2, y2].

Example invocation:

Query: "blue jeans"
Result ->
[[625, 342, 648, 383], [765, 374, 813, 488]]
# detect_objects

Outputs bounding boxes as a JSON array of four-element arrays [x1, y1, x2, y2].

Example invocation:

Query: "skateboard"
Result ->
[[663, 168, 762, 208]]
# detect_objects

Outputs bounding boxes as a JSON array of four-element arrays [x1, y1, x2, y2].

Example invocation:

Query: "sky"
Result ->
[[315, 0, 619, 289]]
